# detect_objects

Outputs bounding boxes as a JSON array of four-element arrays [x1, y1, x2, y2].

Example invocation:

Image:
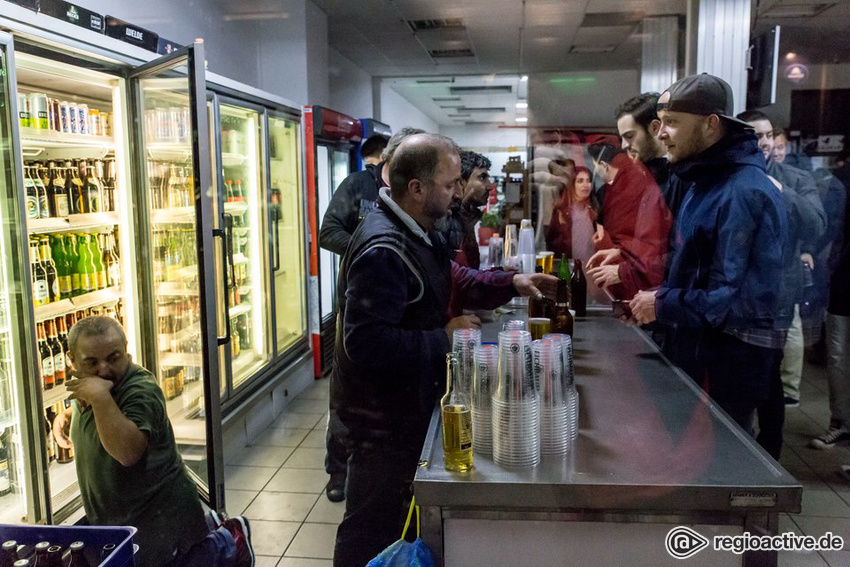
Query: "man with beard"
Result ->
[[439, 150, 492, 269], [331, 133, 556, 566]]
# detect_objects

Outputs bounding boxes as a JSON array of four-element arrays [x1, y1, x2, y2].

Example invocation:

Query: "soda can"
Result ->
[[51, 99, 61, 132], [155, 107, 170, 141], [101, 112, 112, 137], [29, 93, 49, 129], [59, 101, 72, 133], [88, 108, 100, 136], [180, 108, 191, 141], [17, 93, 30, 127], [169, 108, 181, 142], [67, 102, 79, 134], [77, 103, 89, 135]]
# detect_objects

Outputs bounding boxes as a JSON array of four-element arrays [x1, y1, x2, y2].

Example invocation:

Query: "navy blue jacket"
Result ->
[[656, 130, 788, 334]]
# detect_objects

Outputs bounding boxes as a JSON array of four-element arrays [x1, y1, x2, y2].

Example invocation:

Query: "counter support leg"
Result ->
[[742, 512, 778, 567], [420, 506, 443, 563]]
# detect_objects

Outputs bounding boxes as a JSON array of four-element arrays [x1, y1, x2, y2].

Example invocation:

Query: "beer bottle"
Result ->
[[441, 352, 473, 472], [33, 168, 50, 219], [82, 160, 102, 213], [38, 165, 55, 217], [90, 234, 107, 290], [57, 317, 71, 374], [30, 242, 49, 307], [66, 235, 81, 297], [528, 265, 552, 319], [231, 317, 241, 358], [37, 323, 54, 390], [67, 541, 91, 567], [98, 160, 114, 212], [38, 239, 60, 303], [551, 255, 574, 337], [100, 543, 116, 561], [570, 259, 587, 317], [1, 540, 18, 565], [0, 434, 11, 497], [104, 232, 120, 287], [46, 321, 65, 387], [31, 542, 49, 566], [52, 236, 73, 298], [50, 165, 69, 218], [46, 546, 63, 567], [167, 164, 182, 208], [65, 161, 85, 215], [76, 235, 96, 295], [24, 167, 39, 220]]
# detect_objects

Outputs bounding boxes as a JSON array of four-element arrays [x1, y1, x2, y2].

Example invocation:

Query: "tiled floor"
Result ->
[[226, 359, 850, 567]]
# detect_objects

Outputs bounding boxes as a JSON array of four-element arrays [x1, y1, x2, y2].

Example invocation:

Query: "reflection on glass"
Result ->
[[219, 104, 270, 389], [138, 72, 207, 486], [0, 45, 28, 523], [269, 116, 307, 353], [317, 145, 335, 321]]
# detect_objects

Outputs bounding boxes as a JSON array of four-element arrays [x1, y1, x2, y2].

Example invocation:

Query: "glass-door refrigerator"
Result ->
[[206, 91, 308, 406], [2, 34, 144, 524], [303, 106, 361, 377]]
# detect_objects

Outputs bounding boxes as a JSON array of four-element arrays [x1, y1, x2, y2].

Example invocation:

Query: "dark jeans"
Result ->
[[668, 329, 783, 454], [333, 440, 421, 567], [325, 409, 350, 478], [163, 526, 236, 567]]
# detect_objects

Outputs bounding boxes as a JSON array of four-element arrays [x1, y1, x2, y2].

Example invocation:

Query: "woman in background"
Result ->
[[545, 165, 599, 265]]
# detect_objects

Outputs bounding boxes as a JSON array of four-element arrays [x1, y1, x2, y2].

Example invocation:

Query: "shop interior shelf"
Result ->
[[41, 383, 69, 408], [229, 303, 251, 318], [33, 286, 121, 322], [20, 127, 115, 161], [151, 206, 194, 224], [28, 212, 120, 235], [221, 152, 246, 167]]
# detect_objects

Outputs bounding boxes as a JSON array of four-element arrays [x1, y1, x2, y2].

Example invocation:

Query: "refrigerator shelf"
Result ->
[[152, 206, 195, 224], [0, 493, 26, 524], [0, 408, 16, 430], [146, 143, 192, 163], [28, 212, 120, 234], [20, 127, 115, 161], [160, 352, 203, 367], [33, 286, 121, 322], [232, 253, 249, 265], [156, 280, 201, 297], [48, 459, 79, 513], [229, 303, 251, 318], [41, 383, 69, 408], [221, 152, 247, 167], [223, 202, 249, 214]]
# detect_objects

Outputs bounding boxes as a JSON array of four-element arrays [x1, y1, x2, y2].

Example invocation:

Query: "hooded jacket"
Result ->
[[655, 129, 789, 336]]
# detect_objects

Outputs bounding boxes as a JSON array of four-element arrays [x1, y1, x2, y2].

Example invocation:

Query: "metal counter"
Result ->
[[413, 309, 802, 567]]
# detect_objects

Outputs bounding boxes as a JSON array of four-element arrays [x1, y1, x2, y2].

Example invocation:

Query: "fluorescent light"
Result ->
[[785, 52, 797, 60], [515, 117, 528, 123], [520, 75, 528, 82], [516, 102, 528, 109]]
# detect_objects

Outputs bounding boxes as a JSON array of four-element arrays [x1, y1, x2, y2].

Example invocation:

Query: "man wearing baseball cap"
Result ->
[[628, 73, 789, 457]]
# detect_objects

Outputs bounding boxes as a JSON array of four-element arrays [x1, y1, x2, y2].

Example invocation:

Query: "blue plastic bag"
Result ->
[[366, 497, 436, 567]]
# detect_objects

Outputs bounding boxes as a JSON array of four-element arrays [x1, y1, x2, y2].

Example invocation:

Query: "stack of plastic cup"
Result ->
[[502, 225, 520, 271], [472, 343, 498, 455], [545, 333, 578, 441], [487, 236, 503, 268], [518, 219, 536, 274], [492, 330, 540, 467], [452, 328, 481, 397], [502, 320, 526, 331], [533, 338, 570, 455]]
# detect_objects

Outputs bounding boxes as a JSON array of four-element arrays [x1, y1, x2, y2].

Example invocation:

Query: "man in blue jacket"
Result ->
[[630, 74, 788, 456], [331, 133, 556, 566]]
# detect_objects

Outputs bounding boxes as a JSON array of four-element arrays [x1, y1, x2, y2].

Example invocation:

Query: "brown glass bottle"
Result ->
[[527, 266, 552, 319], [64, 161, 85, 215], [67, 541, 90, 567], [37, 323, 55, 390], [570, 259, 587, 317], [1, 540, 19, 566], [551, 272, 574, 337], [30, 542, 49, 567]]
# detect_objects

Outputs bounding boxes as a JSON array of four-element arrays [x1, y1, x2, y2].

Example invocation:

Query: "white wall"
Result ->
[[305, 0, 330, 107], [439, 126, 528, 175], [329, 49, 374, 119], [379, 83, 439, 133]]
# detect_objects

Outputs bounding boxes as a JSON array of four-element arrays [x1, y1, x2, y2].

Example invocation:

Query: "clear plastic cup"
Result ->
[[502, 319, 526, 332], [472, 343, 498, 455], [452, 328, 482, 397], [493, 330, 540, 467]]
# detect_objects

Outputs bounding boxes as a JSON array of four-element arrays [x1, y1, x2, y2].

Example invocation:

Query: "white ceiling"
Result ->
[[313, 0, 850, 126]]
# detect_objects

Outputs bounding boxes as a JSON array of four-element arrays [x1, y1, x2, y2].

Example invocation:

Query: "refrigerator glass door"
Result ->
[[268, 115, 307, 354], [217, 102, 270, 390], [13, 47, 139, 522], [316, 145, 335, 322], [0, 35, 39, 525], [131, 45, 224, 510]]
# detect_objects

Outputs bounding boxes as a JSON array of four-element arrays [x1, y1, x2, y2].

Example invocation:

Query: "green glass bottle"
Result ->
[[77, 235, 96, 294], [66, 234, 81, 296], [558, 253, 571, 282], [90, 234, 107, 290]]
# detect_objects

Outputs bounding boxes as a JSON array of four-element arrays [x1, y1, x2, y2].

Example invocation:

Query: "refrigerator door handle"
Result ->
[[213, 226, 231, 346], [224, 213, 236, 288], [273, 208, 281, 272]]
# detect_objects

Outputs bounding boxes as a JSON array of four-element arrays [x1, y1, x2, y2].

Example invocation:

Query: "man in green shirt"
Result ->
[[53, 316, 255, 567]]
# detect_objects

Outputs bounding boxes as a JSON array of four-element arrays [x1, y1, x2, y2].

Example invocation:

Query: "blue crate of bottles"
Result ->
[[0, 524, 136, 566]]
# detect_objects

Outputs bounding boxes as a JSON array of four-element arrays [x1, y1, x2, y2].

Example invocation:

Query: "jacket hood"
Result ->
[[671, 129, 765, 183]]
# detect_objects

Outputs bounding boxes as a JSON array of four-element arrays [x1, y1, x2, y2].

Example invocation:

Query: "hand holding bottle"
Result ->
[[445, 315, 481, 342], [52, 406, 74, 450], [513, 273, 557, 301]]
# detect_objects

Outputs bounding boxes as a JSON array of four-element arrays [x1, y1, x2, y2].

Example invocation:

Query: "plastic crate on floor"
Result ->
[[0, 524, 136, 566]]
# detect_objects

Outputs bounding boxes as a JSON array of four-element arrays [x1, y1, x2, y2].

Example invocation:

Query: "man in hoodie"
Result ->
[[629, 74, 788, 456]]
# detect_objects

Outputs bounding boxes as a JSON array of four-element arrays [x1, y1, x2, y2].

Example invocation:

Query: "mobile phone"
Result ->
[[611, 299, 632, 319]]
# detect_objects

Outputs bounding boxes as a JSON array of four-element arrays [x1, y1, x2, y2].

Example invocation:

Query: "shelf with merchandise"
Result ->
[[146, 142, 192, 163], [160, 352, 203, 368], [223, 201, 249, 215], [48, 457, 78, 513], [221, 152, 247, 168], [33, 286, 121, 323], [229, 303, 252, 318], [151, 206, 195, 225], [28, 211, 120, 235], [20, 127, 115, 161], [0, 408, 16, 431], [156, 279, 201, 298], [42, 384, 70, 408]]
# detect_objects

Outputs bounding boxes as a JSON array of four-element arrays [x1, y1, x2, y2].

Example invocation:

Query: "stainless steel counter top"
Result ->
[[414, 309, 802, 514]]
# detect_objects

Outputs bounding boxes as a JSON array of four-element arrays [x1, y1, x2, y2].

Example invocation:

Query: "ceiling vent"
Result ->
[[429, 48, 475, 58], [407, 19, 465, 32], [416, 77, 455, 84], [569, 45, 617, 53], [763, 3, 836, 18], [449, 85, 513, 94], [581, 12, 644, 27], [458, 107, 506, 113], [432, 96, 462, 102]]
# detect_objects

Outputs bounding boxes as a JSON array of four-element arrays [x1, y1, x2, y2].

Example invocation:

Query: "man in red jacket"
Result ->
[[585, 143, 673, 300]]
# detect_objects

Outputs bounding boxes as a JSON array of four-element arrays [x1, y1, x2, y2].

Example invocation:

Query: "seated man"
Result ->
[[53, 316, 254, 567]]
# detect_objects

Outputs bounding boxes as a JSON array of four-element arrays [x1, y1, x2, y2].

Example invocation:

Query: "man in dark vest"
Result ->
[[331, 133, 555, 566]]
